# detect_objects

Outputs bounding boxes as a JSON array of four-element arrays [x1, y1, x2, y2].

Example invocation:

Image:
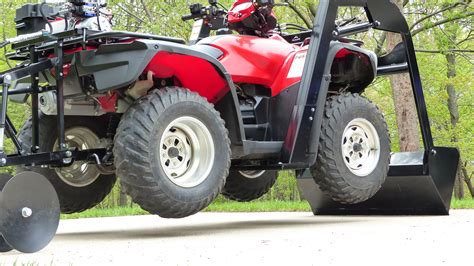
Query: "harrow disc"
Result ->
[[0, 172, 60, 253], [0, 173, 13, 253]]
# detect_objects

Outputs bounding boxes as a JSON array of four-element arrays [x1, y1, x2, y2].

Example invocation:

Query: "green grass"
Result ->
[[61, 206, 148, 220], [451, 198, 474, 209], [205, 200, 311, 212], [61, 201, 312, 220], [61, 198, 474, 220]]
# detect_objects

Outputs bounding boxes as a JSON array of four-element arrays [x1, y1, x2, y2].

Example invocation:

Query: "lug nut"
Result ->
[[22, 207, 33, 218]]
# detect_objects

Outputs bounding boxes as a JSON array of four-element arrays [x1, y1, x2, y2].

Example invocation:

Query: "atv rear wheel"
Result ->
[[17, 115, 117, 214], [222, 170, 277, 202], [114, 88, 231, 218], [311, 93, 391, 204]]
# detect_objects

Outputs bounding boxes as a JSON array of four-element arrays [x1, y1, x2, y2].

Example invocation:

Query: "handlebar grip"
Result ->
[[182, 14, 196, 21]]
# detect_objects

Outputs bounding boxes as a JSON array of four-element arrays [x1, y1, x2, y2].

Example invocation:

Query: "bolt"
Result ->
[[430, 149, 437, 156], [0, 158, 6, 165], [154, 45, 159, 49], [65, 150, 72, 157], [21, 207, 32, 218], [309, 117, 314, 121], [4, 75, 12, 83], [311, 108, 315, 112]]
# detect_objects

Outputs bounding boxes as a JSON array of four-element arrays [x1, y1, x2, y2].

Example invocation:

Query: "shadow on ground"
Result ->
[[56, 215, 366, 241]]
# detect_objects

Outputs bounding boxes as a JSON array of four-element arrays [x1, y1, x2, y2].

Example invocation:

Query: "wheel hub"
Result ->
[[161, 130, 192, 178], [159, 117, 215, 188], [54, 127, 102, 187], [168, 147, 180, 158], [341, 118, 381, 177], [353, 143, 363, 153]]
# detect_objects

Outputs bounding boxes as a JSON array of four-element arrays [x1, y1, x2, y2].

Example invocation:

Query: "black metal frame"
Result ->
[[0, 29, 185, 168], [292, 0, 459, 215], [283, 0, 435, 166]]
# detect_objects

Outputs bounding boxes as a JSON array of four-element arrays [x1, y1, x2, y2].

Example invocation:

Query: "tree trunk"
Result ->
[[386, 0, 421, 152], [445, 52, 464, 199], [461, 163, 474, 198]]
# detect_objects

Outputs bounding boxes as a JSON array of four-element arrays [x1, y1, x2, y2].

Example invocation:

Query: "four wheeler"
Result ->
[[0, 0, 459, 253]]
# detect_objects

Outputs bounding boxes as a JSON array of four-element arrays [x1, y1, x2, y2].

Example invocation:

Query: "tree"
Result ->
[[386, 0, 421, 152]]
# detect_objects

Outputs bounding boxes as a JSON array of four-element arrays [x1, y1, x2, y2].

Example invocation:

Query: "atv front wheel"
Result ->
[[114, 88, 231, 218], [222, 170, 277, 202], [17, 115, 117, 214], [311, 93, 391, 204]]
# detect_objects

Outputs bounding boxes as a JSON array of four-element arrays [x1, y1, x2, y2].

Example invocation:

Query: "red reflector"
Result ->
[[335, 48, 353, 58]]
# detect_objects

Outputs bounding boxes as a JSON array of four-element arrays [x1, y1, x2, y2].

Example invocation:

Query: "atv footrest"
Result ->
[[298, 147, 460, 215]]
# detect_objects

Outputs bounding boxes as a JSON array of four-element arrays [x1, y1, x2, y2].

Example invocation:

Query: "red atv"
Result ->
[[115, 0, 390, 216], [0, 0, 459, 253]]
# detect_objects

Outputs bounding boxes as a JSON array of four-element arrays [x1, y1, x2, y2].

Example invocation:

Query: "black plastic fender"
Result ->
[[328, 41, 378, 93]]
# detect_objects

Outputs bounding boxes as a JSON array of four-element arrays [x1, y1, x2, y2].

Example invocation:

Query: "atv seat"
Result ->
[[378, 42, 407, 67]]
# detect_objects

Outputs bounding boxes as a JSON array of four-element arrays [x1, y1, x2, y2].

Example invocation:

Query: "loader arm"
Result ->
[[293, 0, 460, 215], [284, 0, 434, 165]]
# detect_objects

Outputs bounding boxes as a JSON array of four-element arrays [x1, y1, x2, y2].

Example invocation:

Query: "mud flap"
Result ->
[[298, 147, 460, 215]]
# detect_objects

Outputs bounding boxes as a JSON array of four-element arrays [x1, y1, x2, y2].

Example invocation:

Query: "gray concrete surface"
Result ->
[[1, 211, 473, 265]]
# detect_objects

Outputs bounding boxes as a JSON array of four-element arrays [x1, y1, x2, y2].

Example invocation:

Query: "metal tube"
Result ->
[[55, 39, 66, 151], [377, 63, 409, 76], [334, 22, 379, 37], [283, 0, 339, 164], [30, 45, 40, 153], [6, 116, 23, 155], [0, 82, 9, 151], [403, 34, 434, 151]]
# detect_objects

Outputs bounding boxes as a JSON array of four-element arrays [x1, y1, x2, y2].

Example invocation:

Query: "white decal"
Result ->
[[287, 51, 308, 78], [190, 19, 204, 42]]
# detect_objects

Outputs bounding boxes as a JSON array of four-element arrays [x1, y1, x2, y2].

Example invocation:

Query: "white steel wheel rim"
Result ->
[[341, 118, 381, 177], [239, 170, 266, 179], [159, 116, 215, 188], [54, 127, 101, 187]]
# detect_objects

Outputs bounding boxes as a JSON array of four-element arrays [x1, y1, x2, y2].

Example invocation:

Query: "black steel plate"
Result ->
[[297, 147, 459, 215], [0, 172, 60, 253]]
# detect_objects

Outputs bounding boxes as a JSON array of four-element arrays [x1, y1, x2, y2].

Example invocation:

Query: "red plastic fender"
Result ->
[[145, 51, 230, 103]]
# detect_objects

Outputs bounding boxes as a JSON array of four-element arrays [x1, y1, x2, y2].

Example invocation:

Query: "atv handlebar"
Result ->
[[182, 1, 227, 22], [182, 13, 200, 21]]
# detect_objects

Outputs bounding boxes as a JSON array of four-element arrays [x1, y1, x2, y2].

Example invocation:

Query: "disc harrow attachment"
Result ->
[[0, 172, 60, 253]]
